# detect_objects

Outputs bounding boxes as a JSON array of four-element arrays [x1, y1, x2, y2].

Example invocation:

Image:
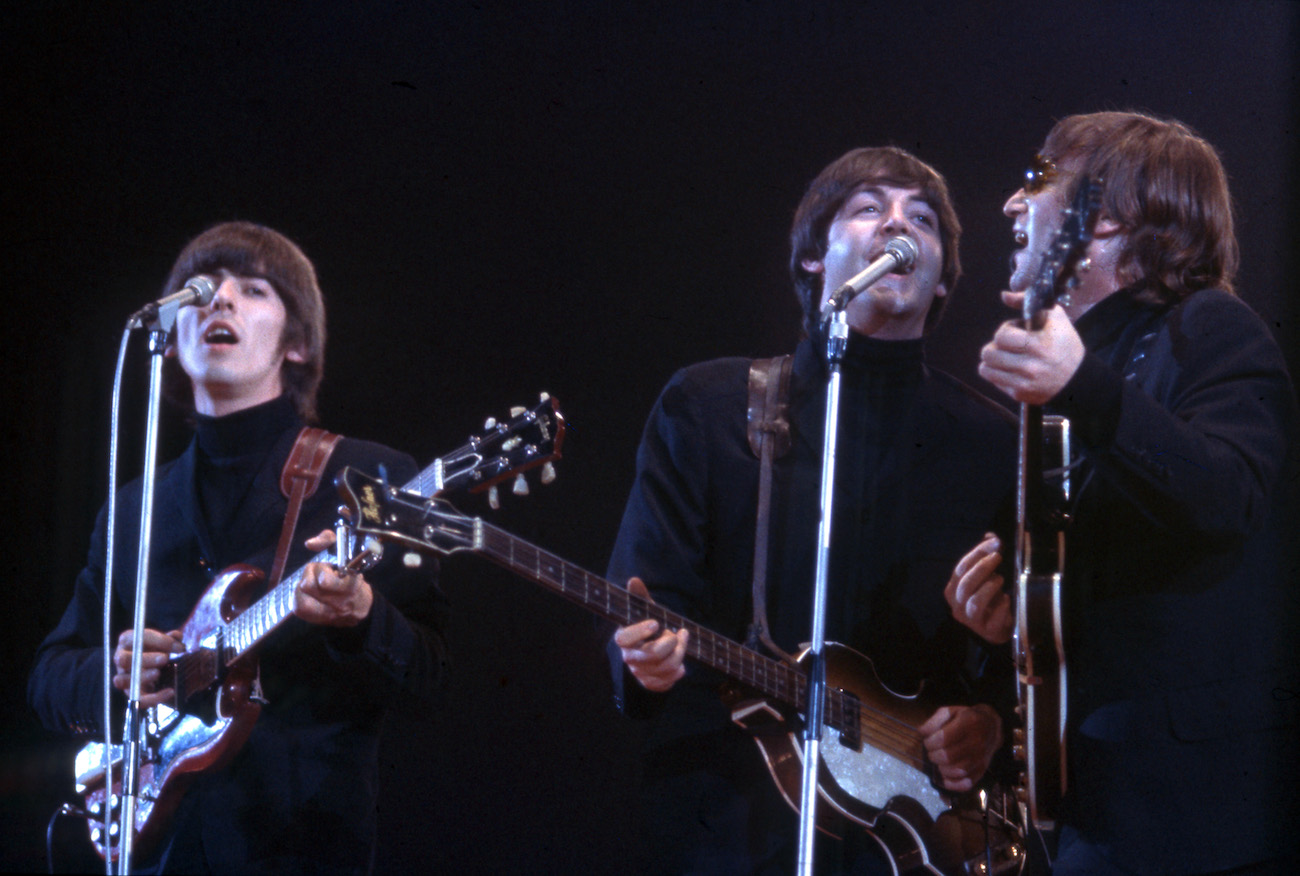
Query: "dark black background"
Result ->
[[2, 2, 1295, 872]]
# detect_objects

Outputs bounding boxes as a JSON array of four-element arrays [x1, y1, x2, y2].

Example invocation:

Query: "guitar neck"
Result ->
[[468, 519, 859, 735], [218, 456, 451, 663]]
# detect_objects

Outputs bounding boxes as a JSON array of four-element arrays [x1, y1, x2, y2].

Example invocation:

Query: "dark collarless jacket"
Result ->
[[29, 398, 448, 874]]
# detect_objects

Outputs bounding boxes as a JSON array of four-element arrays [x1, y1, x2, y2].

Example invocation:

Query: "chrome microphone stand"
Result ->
[[795, 307, 851, 875], [116, 301, 184, 874]]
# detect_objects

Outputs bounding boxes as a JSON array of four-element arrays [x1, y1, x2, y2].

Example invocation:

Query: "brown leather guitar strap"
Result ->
[[745, 354, 797, 666], [268, 427, 343, 588]]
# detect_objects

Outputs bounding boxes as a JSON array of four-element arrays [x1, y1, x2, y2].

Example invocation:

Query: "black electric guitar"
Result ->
[[74, 396, 565, 861], [1012, 178, 1099, 829], [337, 477, 1027, 876]]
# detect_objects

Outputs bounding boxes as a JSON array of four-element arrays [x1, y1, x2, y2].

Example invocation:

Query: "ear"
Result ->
[[801, 257, 824, 275], [933, 281, 948, 300], [1092, 213, 1124, 239]]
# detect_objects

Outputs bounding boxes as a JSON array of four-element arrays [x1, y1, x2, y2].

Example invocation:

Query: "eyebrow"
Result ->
[[852, 186, 937, 211]]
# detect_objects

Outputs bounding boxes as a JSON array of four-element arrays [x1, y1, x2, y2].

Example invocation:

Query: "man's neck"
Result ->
[[193, 383, 286, 418]]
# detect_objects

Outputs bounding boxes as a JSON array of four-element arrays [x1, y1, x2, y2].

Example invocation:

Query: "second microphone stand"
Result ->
[[795, 308, 851, 875]]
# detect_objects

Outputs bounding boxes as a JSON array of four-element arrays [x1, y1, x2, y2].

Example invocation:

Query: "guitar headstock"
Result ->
[[1023, 176, 1102, 329], [438, 394, 566, 505], [336, 480, 479, 558]]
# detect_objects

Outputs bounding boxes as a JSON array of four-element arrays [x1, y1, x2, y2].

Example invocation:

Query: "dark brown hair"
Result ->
[[789, 146, 962, 335], [162, 222, 327, 421], [1042, 111, 1238, 300]]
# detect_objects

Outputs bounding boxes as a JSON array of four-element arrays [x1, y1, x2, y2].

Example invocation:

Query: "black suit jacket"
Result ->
[[29, 398, 448, 874], [1049, 287, 1298, 873], [606, 333, 1017, 872]]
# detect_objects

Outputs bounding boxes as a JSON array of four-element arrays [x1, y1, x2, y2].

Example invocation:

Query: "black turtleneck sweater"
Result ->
[[604, 331, 1017, 873], [30, 395, 448, 874]]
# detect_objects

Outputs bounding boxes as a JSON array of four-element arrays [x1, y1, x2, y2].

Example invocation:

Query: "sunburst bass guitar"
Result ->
[[336, 474, 1027, 876]]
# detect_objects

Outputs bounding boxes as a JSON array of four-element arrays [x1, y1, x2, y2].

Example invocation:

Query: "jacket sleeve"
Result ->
[[605, 368, 733, 717], [27, 502, 118, 736], [1053, 292, 1295, 541], [317, 444, 450, 708]]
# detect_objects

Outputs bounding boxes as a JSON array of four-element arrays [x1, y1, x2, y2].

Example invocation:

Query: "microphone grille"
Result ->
[[885, 236, 918, 269], [186, 275, 217, 306]]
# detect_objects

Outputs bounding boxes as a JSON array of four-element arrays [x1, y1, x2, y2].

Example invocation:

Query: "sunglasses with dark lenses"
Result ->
[[1023, 154, 1057, 194]]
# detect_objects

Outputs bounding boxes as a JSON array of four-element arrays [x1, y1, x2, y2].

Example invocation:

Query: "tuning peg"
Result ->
[[403, 552, 423, 568], [484, 417, 497, 430], [510, 406, 525, 417], [488, 485, 500, 510], [540, 391, 550, 401], [502, 436, 522, 451], [513, 473, 529, 496], [541, 461, 556, 484]]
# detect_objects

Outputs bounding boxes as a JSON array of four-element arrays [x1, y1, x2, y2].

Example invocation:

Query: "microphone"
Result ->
[[128, 276, 217, 329], [821, 236, 919, 320]]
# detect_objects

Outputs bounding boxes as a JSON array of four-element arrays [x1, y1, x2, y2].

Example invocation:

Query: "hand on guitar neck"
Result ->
[[112, 527, 373, 709], [611, 577, 689, 693], [979, 290, 1086, 406], [296, 528, 373, 626]]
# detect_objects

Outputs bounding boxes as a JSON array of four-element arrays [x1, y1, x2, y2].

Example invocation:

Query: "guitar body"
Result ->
[[729, 644, 1025, 876], [81, 565, 266, 861], [74, 397, 565, 861], [1015, 568, 1064, 828], [1013, 414, 1070, 829]]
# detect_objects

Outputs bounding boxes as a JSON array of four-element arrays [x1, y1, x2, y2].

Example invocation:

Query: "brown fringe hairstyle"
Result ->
[[789, 146, 962, 336], [1042, 111, 1238, 301], [161, 221, 327, 422]]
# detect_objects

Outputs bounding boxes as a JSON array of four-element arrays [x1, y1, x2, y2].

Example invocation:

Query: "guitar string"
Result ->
[[162, 419, 550, 700], [474, 525, 928, 766]]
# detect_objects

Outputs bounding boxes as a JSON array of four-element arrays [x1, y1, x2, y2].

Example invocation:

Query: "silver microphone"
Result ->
[[821, 236, 919, 319], [128, 276, 217, 329]]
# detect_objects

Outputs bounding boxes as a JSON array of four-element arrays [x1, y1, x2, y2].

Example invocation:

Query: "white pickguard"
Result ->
[[732, 699, 947, 821]]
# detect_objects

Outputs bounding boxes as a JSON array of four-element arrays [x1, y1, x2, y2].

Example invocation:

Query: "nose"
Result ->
[[880, 200, 911, 236], [1003, 189, 1027, 217], [209, 275, 238, 310]]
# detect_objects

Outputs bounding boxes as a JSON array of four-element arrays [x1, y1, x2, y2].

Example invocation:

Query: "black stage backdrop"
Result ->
[[2, 2, 1295, 873]]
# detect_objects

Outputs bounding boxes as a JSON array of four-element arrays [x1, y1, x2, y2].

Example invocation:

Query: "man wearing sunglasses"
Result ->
[[948, 112, 1297, 874]]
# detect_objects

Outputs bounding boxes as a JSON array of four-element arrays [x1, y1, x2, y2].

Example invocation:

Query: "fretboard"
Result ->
[[217, 453, 451, 663], [469, 520, 861, 736]]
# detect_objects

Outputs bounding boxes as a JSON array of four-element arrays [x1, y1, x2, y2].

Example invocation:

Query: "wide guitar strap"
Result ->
[[268, 427, 343, 589], [746, 354, 797, 667]]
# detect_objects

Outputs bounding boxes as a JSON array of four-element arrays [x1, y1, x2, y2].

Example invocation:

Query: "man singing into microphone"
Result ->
[[606, 147, 1018, 874], [947, 111, 1297, 874], [28, 221, 449, 874]]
